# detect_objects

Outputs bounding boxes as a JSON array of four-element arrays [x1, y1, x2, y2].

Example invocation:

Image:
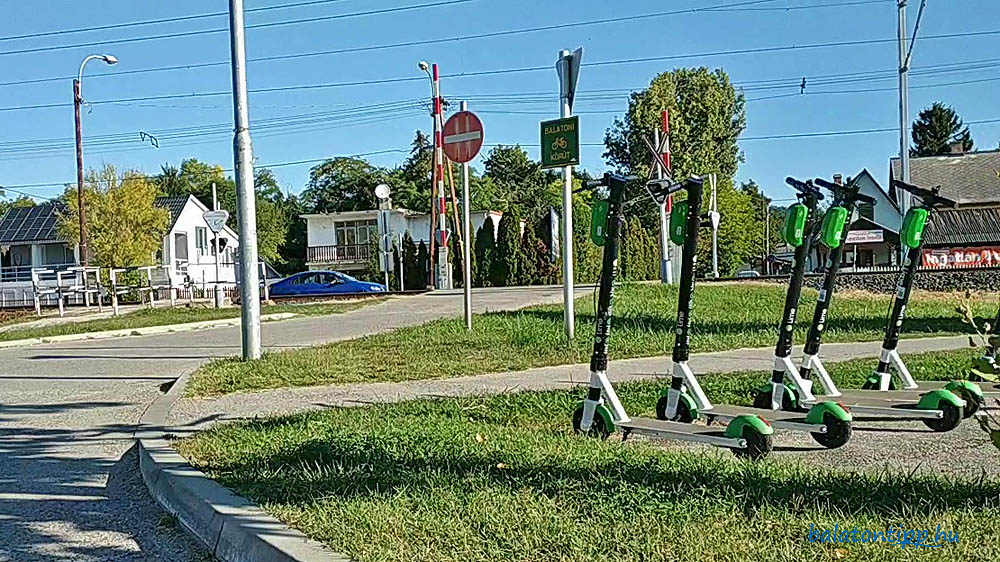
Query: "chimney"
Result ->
[[950, 142, 965, 154], [833, 174, 843, 186]]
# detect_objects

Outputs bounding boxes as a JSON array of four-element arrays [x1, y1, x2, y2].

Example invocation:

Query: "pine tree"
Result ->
[[519, 226, 541, 285], [911, 102, 974, 157], [491, 210, 524, 286], [402, 234, 421, 290], [417, 240, 430, 289], [475, 219, 495, 287]]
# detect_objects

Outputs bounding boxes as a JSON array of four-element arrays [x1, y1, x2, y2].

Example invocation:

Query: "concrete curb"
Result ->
[[136, 355, 351, 562], [0, 312, 296, 349], [138, 439, 346, 562]]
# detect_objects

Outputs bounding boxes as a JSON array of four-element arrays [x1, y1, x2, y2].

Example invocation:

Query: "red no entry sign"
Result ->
[[442, 110, 484, 163]]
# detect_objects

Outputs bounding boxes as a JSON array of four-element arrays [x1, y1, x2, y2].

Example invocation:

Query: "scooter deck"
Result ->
[[619, 417, 746, 449], [805, 389, 945, 419], [703, 404, 827, 434]]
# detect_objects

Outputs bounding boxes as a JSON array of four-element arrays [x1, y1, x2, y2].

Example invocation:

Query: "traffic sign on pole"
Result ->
[[540, 116, 580, 169], [442, 110, 484, 163], [203, 210, 230, 233]]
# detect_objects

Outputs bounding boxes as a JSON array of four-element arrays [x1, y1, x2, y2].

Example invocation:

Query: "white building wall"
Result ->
[[307, 216, 338, 246]]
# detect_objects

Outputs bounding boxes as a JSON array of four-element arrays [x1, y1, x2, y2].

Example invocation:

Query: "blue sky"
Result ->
[[1, 0, 998, 205]]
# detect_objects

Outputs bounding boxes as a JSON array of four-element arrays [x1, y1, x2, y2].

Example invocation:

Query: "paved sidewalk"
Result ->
[[166, 334, 972, 432]]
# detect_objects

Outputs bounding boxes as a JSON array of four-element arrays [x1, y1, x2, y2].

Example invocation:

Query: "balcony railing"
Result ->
[[307, 244, 371, 264]]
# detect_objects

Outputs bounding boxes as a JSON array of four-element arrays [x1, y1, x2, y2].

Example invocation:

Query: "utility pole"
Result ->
[[897, 0, 911, 218], [212, 183, 223, 309], [228, 0, 262, 360], [425, 63, 450, 290], [710, 173, 720, 278], [73, 80, 88, 266], [460, 100, 473, 330], [73, 54, 117, 265]]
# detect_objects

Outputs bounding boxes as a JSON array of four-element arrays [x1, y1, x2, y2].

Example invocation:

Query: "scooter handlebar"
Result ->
[[785, 177, 824, 201], [583, 174, 639, 189], [891, 179, 958, 208], [813, 177, 876, 205]]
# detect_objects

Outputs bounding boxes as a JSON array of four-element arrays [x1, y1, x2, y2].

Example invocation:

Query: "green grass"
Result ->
[[179, 348, 1000, 562], [0, 298, 381, 343], [187, 283, 997, 396]]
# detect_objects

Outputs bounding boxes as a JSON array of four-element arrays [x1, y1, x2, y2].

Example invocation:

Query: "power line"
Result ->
[[0, 0, 481, 58], [0, 0, 356, 43], [0, 0, 885, 87]]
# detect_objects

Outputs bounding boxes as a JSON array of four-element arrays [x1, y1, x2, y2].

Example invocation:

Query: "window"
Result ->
[[196, 227, 209, 256], [174, 232, 189, 262], [335, 219, 377, 246], [858, 201, 875, 221]]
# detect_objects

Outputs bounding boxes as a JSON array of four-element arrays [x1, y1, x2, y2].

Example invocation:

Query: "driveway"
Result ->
[[0, 286, 581, 561]]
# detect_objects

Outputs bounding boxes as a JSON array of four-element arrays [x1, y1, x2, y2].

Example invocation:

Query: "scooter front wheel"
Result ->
[[656, 394, 694, 423], [572, 405, 611, 440]]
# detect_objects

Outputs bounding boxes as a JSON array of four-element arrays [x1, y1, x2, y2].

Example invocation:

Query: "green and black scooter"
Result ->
[[653, 175, 853, 448], [761, 174, 970, 431], [861, 179, 994, 413], [574, 173, 775, 459]]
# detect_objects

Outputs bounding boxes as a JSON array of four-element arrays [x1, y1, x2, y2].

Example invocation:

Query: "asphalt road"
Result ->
[[0, 286, 577, 561]]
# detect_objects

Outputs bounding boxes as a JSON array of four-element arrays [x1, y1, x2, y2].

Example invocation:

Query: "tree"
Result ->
[[0, 195, 36, 218], [491, 210, 523, 286], [59, 164, 170, 267], [302, 157, 386, 213], [518, 225, 541, 285], [401, 234, 421, 290], [474, 218, 495, 287], [482, 145, 560, 220], [911, 102, 974, 156], [416, 240, 430, 288], [604, 67, 751, 274]]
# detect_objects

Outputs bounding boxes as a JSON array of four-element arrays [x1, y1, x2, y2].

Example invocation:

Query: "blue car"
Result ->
[[269, 270, 386, 297]]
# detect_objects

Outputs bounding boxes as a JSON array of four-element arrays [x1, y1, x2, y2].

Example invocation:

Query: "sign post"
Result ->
[[443, 104, 484, 330], [204, 187, 229, 309]]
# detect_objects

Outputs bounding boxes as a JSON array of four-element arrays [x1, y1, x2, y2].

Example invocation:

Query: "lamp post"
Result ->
[[74, 54, 118, 266]]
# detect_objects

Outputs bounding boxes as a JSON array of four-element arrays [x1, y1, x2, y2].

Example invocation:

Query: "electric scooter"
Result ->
[[761, 174, 968, 432], [653, 176, 853, 448], [863, 179, 992, 413], [574, 173, 775, 460]]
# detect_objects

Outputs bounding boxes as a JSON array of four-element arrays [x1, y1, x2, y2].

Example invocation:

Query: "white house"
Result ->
[[0, 195, 241, 292], [155, 194, 241, 285], [300, 208, 502, 273]]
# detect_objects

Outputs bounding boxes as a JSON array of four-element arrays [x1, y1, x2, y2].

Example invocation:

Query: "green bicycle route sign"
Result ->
[[540, 116, 580, 169]]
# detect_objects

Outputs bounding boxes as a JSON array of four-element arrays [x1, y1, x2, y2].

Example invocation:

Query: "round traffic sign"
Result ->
[[442, 110, 484, 163]]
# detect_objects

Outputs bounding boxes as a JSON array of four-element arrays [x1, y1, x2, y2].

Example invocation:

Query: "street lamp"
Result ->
[[418, 60, 449, 289], [74, 53, 118, 265]]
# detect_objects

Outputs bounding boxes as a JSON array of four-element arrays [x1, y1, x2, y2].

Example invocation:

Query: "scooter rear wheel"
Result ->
[[810, 413, 852, 449], [921, 401, 962, 432], [731, 427, 773, 460]]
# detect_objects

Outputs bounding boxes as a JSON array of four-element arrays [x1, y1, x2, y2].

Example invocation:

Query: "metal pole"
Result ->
[[660, 110, 673, 284], [228, 0, 261, 360], [432, 64, 450, 290], [558, 49, 575, 341], [73, 79, 88, 266], [212, 182, 223, 308], [711, 173, 719, 278], [398, 232, 405, 292], [765, 200, 771, 275], [460, 101, 473, 330], [897, 0, 911, 216]]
